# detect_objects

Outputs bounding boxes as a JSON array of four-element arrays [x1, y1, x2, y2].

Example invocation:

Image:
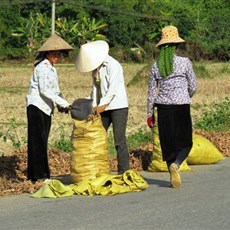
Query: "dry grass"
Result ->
[[0, 62, 229, 154], [191, 63, 230, 121]]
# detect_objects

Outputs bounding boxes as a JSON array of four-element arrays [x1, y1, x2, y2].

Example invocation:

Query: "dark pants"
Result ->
[[101, 108, 129, 174], [27, 105, 51, 181], [156, 104, 193, 168]]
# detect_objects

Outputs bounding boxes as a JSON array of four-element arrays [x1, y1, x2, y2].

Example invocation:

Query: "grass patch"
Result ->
[[0, 118, 27, 148], [127, 62, 229, 87], [108, 128, 153, 156], [0, 62, 229, 154], [0, 86, 27, 94], [127, 128, 152, 151], [53, 131, 72, 153], [194, 97, 230, 132], [193, 63, 210, 78], [219, 63, 230, 74], [127, 64, 151, 87]]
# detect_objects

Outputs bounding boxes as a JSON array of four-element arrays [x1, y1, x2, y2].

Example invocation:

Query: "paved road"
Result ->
[[0, 158, 229, 230]]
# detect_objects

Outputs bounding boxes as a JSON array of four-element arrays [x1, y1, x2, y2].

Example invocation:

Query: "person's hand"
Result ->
[[57, 105, 65, 113], [147, 115, 155, 128], [93, 105, 107, 115], [57, 105, 71, 114], [64, 105, 72, 114]]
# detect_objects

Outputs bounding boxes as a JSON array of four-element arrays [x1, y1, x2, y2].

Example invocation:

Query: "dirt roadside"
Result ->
[[0, 128, 229, 197]]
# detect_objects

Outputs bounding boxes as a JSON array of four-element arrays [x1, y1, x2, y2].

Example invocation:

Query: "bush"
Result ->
[[193, 63, 210, 78], [194, 97, 230, 132], [108, 128, 152, 156], [127, 128, 152, 151], [0, 47, 29, 61], [52, 125, 72, 153]]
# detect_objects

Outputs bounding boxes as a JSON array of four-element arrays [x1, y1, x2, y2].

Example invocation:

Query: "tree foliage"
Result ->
[[0, 0, 229, 61]]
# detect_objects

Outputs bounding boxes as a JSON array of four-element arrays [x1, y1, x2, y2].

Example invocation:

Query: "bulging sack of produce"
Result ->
[[70, 115, 110, 183], [148, 109, 191, 172], [187, 134, 224, 165]]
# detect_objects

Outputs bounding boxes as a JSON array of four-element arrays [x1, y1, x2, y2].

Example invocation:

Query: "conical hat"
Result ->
[[156, 26, 185, 47], [75, 40, 109, 72], [38, 33, 73, 52]]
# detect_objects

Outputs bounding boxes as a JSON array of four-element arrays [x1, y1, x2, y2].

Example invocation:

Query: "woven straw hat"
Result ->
[[156, 26, 185, 47], [38, 33, 73, 52], [75, 40, 109, 72]]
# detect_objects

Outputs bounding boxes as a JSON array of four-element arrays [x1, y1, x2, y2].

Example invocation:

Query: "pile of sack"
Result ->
[[148, 110, 225, 172]]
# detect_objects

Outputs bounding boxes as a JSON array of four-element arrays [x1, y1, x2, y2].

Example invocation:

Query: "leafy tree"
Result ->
[[12, 12, 51, 54], [11, 11, 107, 56], [19, 1, 51, 18], [55, 16, 107, 45], [184, 0, 230, 60], [0, 0, 229, 61], [55, 2, 90, 20], [0, 5, 25, 59]]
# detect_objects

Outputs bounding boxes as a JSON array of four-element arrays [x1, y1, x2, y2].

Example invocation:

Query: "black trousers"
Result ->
[[156, 104, 193, 168], [101, 108, 129, 174], [27, 105, 51, 181]]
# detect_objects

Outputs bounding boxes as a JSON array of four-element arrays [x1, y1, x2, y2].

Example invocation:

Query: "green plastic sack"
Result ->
[[71, 116, 110, 183], [187, 134, 224, 165], [148, 109, 191, 172]]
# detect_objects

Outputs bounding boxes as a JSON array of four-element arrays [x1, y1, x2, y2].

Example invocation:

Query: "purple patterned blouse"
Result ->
[[147, 55, 198, 117]]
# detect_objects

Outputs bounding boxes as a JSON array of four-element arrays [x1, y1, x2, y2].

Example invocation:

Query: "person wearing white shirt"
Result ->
[[26, 34, 73, 182], [75, 40, 129, 174]]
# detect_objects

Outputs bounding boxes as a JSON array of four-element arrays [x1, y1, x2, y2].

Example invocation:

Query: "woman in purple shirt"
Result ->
[[147, 26, 198, 188]]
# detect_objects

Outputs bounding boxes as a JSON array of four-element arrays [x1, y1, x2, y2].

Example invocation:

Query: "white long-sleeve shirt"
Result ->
[[91, 55, 128, 110], [26, 59, 69, 115]]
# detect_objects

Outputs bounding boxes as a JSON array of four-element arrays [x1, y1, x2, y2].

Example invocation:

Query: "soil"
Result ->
[[0, 130, 229, 197]]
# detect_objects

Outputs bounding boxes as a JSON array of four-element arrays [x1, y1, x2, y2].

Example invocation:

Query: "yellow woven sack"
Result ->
[[70, 116, 110, 183], [148, 109, 191, 172], [32, 180, 74, 198], [187, 134, 224, 165], [32, 170, 148, 198]]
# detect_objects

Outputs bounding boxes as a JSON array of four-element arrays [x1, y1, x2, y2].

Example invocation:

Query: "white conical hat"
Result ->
[[75, 40, 109, 72], [38, 33, 73, 52]]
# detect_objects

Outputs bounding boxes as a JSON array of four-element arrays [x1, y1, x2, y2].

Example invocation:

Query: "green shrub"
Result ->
[[0, 118, 26, 149], [0, 47, 29, 61], [52, 124, 72, 153], [127, 128, 152, 151], [108, 131, 116, 156], [194, 97, 230, 131], [193, 63, 210, 78], [108, 128, 152, 156]]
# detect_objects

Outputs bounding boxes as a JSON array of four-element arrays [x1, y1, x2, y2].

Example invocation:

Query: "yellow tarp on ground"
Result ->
[[31, 170, 148, 198]]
